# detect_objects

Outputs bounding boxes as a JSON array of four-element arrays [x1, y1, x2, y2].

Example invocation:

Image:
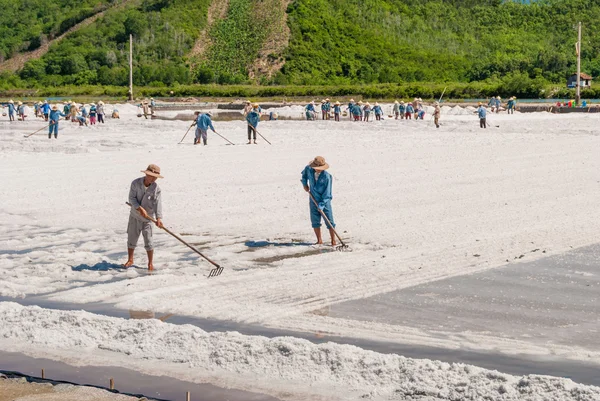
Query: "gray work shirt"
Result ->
[[129, 177, 163, 221]]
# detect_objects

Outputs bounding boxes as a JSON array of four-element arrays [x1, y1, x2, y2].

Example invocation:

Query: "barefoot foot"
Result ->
[[122, 260, 134, 268], [148, 264, 154, 271]]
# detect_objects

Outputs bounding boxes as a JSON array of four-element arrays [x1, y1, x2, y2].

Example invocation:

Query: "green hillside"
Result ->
[[1, 0, 600, 94]]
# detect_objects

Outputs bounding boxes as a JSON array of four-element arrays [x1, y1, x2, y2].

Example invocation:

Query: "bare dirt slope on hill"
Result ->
[[0, 0, 137, 73]]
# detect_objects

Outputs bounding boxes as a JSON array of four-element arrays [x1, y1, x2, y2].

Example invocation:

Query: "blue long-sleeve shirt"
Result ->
[[306, 104, 315, 112], [478, 106, 487, 118], [7, 104, 16, 114], [333, 105, 341, 114], [406, 104, 414, 113], [246, 110, 260, 128], [49, 110, 66, 123], [197, 114, 215, 131], [41, 103, 51, 114], [301, 166, 333, 207], [373, 105, 383, 115]]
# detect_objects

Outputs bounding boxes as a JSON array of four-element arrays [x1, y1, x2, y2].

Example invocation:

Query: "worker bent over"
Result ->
[[301, 156, 336, 246]]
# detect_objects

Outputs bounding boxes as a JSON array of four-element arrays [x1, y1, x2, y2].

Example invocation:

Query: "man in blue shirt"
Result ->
[[192, 111, 216, 145], [246, 103, 261, 144], [477, 102, 487, 128], [41, 100, 51, 121], [301, 156, 336, 246], [48, 105, 67, 139]]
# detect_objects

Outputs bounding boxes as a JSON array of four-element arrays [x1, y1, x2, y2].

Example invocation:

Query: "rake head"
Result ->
[[208, 265, 224, 278], [336, 243, 351, 252]]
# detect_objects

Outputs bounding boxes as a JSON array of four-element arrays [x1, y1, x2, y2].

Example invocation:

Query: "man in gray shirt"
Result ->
[[123, 164, 164, 270]]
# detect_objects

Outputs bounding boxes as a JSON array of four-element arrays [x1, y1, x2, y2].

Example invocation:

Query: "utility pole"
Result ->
[[129, 34, 133, 101], [576, 22, 581, 105]]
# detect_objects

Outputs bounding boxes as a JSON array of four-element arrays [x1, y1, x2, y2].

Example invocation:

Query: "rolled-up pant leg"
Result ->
[[309, 201, 335, 229], [248, 125, 256, 140], [127, 216, 154, 251]]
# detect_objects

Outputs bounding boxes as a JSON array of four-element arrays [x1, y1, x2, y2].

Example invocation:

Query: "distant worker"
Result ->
[[246, 103, 261, 144], [393, 101, 400, 119], [333, 101, 341, 121], [97, 101, 105, 123], [48, 105, 67, 139], [373, 103, 383, 121], [477, 102, 487, 128], [433, 102, 441, 128], [305, 101, 316, 120], [193, 111, 216, 145]]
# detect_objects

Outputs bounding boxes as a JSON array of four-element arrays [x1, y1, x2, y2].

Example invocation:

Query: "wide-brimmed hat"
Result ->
[[98, 101, 104, 105], [8, 99, 14, 104], [43, 100, 48, 103], [194, 110, 201, 115], [252, 103, 259, 108], [418, 98, 422, 101], [349, 98, 355, 102], [400, 101, 405, 104], [206, 111, 213, 117], [478, 102, 483, 106], [335, 101, 340, 105], [91, 103, 96, 106], [143, 100, 149, 104], [496, 96, 501, 99], [52, 105, 58, 110], [358, 101, 363, 105], [141, 164, 164, 179], [365, 102, 370, 106], [374, 102, 379, 106], [394, 100, 399, 104], [309, 156, 329, 171], [325, 98, 330, 101], [245, 100, 251, 104]]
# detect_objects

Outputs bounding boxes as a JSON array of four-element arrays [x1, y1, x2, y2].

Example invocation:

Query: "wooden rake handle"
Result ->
[[125, 202, 222, 270], [307, 192, 347, 247]]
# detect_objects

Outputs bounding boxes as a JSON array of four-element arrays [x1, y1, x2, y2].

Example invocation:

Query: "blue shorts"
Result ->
[[310, 201, 335, 229]]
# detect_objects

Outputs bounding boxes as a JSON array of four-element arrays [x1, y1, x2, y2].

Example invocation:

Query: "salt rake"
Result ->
[[24, 122, 53, 138], [125, 203, 224, 277], [308, 193, 350, 252]]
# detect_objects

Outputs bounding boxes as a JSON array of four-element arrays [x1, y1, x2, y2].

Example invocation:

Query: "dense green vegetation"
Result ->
[[11, 0, 210, 86], [280, 0, 600, 85], [0, 0, 115, 61], [2, 0, 600, 97]]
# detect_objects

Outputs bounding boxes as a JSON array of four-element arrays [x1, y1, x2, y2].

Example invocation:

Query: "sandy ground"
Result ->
[[0, 378, 142, 401], [1, 104, 600, 400]]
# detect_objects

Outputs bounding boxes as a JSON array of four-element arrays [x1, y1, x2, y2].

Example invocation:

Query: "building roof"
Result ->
[[570, 72, 593, 80]]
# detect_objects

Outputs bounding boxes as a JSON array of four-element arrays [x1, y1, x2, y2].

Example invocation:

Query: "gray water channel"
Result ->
[[0, 351, 280, 401], [2, 243, 600, 393]]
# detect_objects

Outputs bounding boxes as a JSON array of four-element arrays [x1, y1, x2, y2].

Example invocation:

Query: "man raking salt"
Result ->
[[123, 164, 164, 270]]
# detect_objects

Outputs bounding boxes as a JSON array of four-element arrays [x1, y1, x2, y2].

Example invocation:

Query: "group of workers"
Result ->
[[1, 99, 117, 138], [487, 96, 518, 114]]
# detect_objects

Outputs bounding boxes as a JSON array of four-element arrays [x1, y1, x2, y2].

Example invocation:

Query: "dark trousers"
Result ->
[[98, 114, 105, 123], [334, 113, 340, 121], [247, 125, 256, 140], [480, 118, 486, 128]]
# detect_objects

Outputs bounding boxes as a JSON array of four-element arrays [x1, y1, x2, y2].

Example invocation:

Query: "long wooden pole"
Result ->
[[576, 22, 581, 105], [129, 34, 133, 101]]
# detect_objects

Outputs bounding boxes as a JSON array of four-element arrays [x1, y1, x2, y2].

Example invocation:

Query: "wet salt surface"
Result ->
[[0, 351, 280, 401], [3, 239, 600, 388]]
